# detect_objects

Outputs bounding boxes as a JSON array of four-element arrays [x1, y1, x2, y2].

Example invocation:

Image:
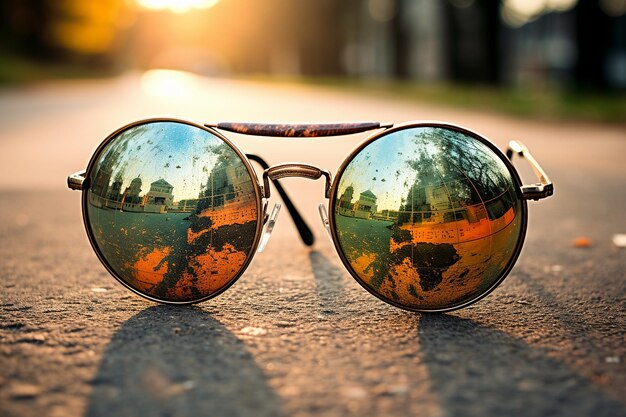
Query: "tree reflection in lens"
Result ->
[[86, 122, 258, 302], [334, 127, 524, 310]]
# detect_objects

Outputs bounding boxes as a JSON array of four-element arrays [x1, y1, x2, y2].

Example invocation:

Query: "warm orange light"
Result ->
[[140, 69, 200, 99], [136, 0, 218, 13]]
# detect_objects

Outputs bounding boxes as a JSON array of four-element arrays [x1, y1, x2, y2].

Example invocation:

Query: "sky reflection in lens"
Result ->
[[86, 121, 258, 302], [334, 126, 523, 310]]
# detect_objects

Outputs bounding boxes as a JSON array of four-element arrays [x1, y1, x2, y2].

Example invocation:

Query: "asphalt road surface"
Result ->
[[1, 72, 625, 417]]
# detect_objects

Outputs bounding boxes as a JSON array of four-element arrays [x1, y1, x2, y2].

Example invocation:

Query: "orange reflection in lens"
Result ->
[[87, 121, 259, 303], [181, 243, 248, 291], [334, 126, 524, 311], [196, 198, 258, 229], [351, 253, 376, 281], [133, 246, 172, 293]]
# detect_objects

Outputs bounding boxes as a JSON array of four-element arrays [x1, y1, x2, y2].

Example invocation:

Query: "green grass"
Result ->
[[0, 54, 43, 84], [1, 55, 623, 125], [261, 76, 626, 125], [0, 53, 117, 86]]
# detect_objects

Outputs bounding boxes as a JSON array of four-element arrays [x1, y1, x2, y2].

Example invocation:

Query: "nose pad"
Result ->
[[257, 202, 281, 252], [318, 203, 333, 241]]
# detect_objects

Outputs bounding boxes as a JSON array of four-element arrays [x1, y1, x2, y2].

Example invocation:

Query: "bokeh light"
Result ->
[[368, 0, 397, 23], [502, 0, 577, 27], [600, 0, 626, 17], [140, 69, 200, 98], [136, 0, 219, 13]]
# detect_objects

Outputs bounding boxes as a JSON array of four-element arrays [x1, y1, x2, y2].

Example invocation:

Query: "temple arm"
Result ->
[[208, 122, 391, 137], [506, 141, 554, 200], [246, 154, 315, 246]]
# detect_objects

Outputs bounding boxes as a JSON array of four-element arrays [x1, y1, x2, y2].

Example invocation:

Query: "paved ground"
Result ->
[[1, 72, 625, 417]]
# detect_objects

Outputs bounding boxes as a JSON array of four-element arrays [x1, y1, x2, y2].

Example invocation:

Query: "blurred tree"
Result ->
[[0, 0, 51, 58], [49, 0, 124, 56], [391, 0, 410, 79], [290, 0, 347, 76], [0, 0, 127, 65], [443, 0, 502, 85], [574, 0, 612, 90]]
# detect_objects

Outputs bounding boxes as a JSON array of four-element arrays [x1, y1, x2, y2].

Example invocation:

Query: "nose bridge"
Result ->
[[263, 163, 332, 199]]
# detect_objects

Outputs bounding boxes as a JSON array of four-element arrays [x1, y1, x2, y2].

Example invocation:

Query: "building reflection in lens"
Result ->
[[334, 127, 523, 310], [87, 122, 258, 302]]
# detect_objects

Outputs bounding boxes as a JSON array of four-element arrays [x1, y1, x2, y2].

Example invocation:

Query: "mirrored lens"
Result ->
[[333, 126, 524, 311], [86, 121, 259, 302]]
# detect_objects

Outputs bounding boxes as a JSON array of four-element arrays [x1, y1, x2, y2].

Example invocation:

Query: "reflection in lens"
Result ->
[[333, 126, 524, 310], [86, 121, 259, 302]]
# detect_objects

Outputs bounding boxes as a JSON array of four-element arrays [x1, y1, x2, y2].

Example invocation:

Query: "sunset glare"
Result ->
[[140, 69, 200, 99], [136, 0, 219, 13]]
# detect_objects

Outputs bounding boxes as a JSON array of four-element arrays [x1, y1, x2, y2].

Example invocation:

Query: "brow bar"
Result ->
[[209, 122, 390, 137]]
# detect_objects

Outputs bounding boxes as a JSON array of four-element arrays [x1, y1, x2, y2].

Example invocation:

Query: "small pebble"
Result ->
[[240, 326, 267, 336], [388, 385, 408, 395], [517, 380, 537, 391], [17, 334, 47, 345], [543, 264, 563, 273], [573, 236, 592, 248], [612, 234, 626, 248], [8, 383, 41, 399], [341, 386, 368, 399]]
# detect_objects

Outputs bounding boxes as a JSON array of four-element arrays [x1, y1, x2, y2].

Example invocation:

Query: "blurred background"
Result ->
[[1, 5, 626, 417], [0, 0, 625, 122]]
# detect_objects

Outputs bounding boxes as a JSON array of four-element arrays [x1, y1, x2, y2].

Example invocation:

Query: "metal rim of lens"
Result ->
[[81, 117, 264, 305], [328, 121, 529, 313]]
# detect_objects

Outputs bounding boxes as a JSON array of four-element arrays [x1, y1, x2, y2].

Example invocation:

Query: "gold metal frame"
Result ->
[[76, 118, 265, 305], [263, 163, 332, 198], [69, 118, 552, 311]]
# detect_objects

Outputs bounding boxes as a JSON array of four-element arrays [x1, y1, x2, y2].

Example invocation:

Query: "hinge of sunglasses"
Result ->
[[506, 140, 554, 201], [67, 170, 86, 191]]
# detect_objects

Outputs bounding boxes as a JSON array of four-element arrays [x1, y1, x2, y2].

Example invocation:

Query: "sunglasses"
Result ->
[[67, 118, 553, 312]]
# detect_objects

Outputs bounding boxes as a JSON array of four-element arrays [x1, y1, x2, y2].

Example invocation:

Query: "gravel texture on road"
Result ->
[[1, 188, 624, 417], [1, 76, 625, 417]]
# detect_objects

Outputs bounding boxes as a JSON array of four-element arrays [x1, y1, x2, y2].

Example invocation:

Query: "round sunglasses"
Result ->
[[67, 118, 553, 312]]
